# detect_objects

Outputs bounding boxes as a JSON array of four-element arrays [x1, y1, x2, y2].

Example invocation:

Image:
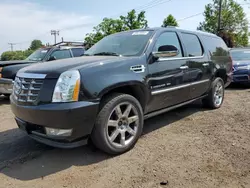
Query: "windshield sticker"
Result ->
[[41, 50, 48, 53], [132, 31, 149, 35]]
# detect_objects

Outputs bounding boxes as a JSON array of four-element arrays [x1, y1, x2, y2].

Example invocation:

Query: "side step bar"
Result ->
[[144, 95, 207, 120]]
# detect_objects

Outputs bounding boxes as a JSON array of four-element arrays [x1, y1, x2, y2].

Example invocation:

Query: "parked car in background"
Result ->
[[0, 42, 85, 96], [230, 47, 250, 85], [10, 27, 232, 155]]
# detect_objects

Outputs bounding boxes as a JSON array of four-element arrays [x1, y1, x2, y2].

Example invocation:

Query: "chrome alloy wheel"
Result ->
[[106, 102, 139, 148], [214, 81, 223, 106]]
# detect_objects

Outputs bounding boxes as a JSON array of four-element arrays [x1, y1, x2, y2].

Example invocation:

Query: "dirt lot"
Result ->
[[0, 86, 250, 188]]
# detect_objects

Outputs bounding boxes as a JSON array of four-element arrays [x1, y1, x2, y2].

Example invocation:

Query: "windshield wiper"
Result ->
[[92, 52, 122, 56]]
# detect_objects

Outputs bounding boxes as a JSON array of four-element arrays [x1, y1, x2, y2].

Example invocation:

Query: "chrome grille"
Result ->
[[13, 76, 44, 103]]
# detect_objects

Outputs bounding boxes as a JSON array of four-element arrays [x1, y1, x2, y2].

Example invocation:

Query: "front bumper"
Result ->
[[10, 96, 100, 148], [0, 78, 13, 94]]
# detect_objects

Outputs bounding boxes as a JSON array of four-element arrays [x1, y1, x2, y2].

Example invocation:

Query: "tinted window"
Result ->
[[181, 33, 203, 57], [71, 48, 85, 57], [50, 50, 71, 60], [26, 48, 51, 61], [153, 32, 183, 58], [85, 30, 154, 56], [202, 36, 229, 56]]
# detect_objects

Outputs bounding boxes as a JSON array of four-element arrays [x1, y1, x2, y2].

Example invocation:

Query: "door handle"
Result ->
[[202, 63, 209, 66], [179, 65, 189, 70]]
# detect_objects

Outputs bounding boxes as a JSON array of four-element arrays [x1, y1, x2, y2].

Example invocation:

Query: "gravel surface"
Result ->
[[0, 86, 250, 188]]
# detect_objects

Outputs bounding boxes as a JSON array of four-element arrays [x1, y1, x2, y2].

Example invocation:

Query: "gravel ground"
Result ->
[[0, 86, 250, 188]]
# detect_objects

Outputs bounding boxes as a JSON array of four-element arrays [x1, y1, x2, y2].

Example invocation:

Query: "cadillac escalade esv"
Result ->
[[10, 27, 232, 155]]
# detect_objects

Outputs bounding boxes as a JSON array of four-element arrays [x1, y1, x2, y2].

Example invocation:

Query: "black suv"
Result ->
[[10, 27, 232, 154], [0, 42, 85, 96]]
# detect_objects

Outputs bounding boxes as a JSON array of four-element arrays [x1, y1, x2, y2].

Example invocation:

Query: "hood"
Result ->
[[0, 60, 37, 66], [18, 56, 140, 78], [232, 60, 250, 67]]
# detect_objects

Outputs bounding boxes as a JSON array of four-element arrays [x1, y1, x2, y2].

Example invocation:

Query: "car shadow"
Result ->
[[0, 95, 10, 105], [226, 83, 250, 90], [0, 101, 207, 180]]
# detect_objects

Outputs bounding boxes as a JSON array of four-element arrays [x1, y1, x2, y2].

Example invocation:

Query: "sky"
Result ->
[[0, 0, 249, 55]]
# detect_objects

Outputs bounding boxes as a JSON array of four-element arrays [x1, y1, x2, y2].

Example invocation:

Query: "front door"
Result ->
[[146, 31, 192, 113]]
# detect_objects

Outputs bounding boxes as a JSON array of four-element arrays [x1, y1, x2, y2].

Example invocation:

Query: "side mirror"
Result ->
[[48, 56, 56, 61], [152, 45, 179, 60]]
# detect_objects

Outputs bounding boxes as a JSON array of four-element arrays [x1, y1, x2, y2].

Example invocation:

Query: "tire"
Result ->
[[91, 93, 144, 155], [202, 77, 225, 109]]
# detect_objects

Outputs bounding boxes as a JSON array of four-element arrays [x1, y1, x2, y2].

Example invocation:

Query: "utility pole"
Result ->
[[51, 30, 60, 44], [217, 0, 223, 33], [8, 43, 16, 51]]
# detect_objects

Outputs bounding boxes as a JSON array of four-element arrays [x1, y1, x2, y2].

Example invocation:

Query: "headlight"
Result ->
[[52, 70, 81, 102]]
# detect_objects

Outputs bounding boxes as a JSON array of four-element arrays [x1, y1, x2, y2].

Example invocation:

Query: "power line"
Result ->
[[134, 0, 167, 11], [8, 43, 17, 51], [177, 12, 203, 22], [136, 0, 172, 12]]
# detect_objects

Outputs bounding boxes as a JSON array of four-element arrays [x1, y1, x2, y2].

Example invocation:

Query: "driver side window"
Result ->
[[49, 50, 72, 60], [154, 32, 183, 58]]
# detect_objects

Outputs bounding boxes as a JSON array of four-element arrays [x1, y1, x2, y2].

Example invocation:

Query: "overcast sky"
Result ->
[[0, 0, 249, 55]]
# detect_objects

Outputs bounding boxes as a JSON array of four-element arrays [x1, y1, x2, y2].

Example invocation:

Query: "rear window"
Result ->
[[202, 36, 228, 56], [181, 33, 203, 57], [71, 48, 85, 57]]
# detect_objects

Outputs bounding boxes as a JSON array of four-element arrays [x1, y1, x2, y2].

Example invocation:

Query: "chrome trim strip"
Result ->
[[151, 79, 210, 95], [16, 72, 47, 79], [152, 83, 190, 95], [191, 79, 210, 86], [157, 55, 204, 62]]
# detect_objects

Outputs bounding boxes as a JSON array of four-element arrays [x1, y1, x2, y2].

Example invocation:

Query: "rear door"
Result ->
[[147, 31, 192, 112], [180, 32, 211, 99]]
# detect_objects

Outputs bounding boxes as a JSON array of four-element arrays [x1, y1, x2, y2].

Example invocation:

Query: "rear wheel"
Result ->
[[202, 77, 225, 109], [91, 93, 143, 155]]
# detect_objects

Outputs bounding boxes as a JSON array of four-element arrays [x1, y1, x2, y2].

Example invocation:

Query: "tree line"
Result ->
[[1, 0, 249, 61], [1, 40, 44, 61]]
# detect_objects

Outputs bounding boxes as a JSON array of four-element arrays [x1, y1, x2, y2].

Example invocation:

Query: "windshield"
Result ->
[[26, 48, 50, 61], [230, 49, 250, 61], [84, 30, 154, 57]]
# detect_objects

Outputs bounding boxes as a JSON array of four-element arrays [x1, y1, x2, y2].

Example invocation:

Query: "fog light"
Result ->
[[45, 128, 73, 136]]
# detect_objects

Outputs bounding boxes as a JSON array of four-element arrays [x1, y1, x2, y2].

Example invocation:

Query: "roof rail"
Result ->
[[52, 41, 85, 47]]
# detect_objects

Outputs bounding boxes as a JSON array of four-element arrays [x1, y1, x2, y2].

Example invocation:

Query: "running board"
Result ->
[[144, 95, 207, 120]]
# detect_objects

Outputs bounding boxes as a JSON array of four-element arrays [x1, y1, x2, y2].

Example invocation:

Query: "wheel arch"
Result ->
[[214, 68, 227, 84], [98, 81, 149, 112]]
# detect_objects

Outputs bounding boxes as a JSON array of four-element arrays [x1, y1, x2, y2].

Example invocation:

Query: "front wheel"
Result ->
[[202, 77, 225, 109], [91, 93, 144, 155]]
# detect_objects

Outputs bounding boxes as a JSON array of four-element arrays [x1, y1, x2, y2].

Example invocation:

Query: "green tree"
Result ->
[[162, 14, 178, 27], [1, 49, 35, 61], [120, 9, 148, 30], [198, 0, 249, 47], [1, 51, 26, 61], [84, 9, 148, 47], [29, 40, 43, 50]]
